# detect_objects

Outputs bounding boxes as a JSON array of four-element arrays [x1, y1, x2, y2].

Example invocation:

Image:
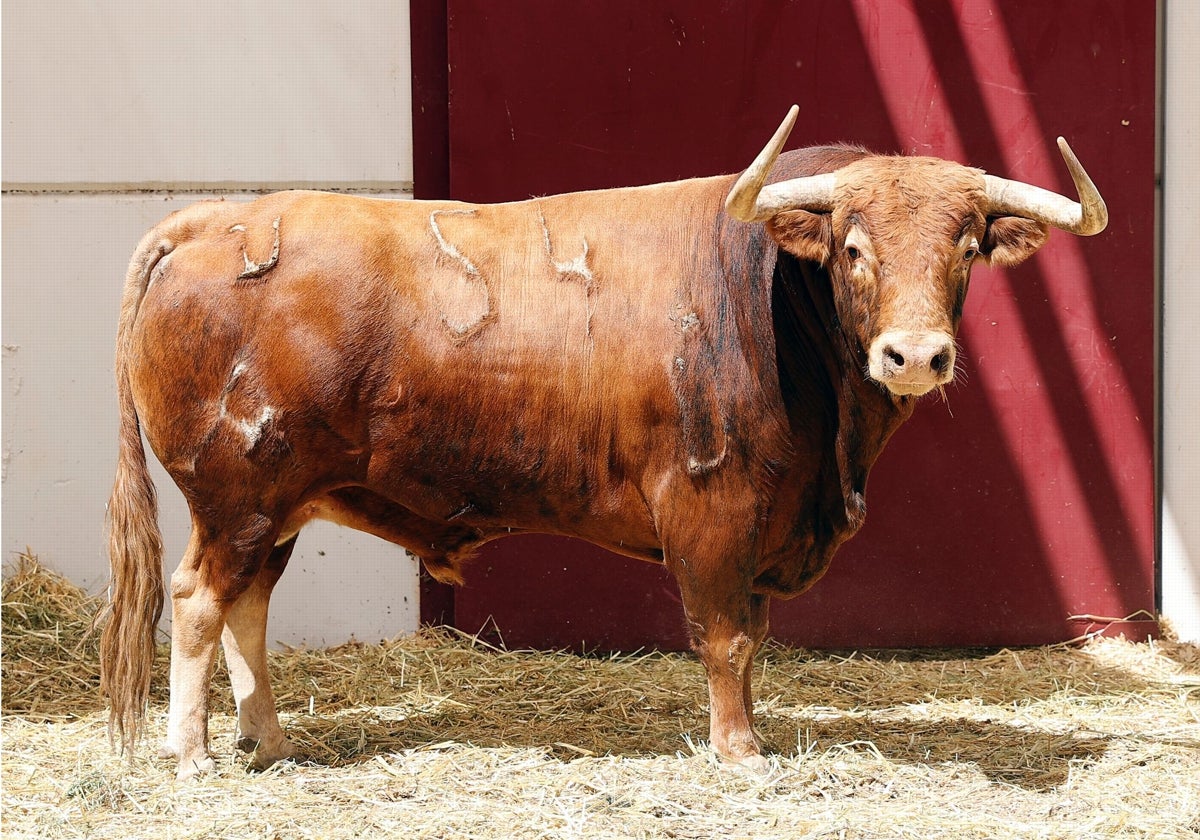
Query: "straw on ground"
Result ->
[[3, 554, 1199, 839]]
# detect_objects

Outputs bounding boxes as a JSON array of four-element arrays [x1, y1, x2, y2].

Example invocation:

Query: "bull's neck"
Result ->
[[771, 252, 913, 532]]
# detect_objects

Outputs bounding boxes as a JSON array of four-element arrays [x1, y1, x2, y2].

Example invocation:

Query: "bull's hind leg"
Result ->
[[160, 518, 277, 780], [222, 536, 297, 769]]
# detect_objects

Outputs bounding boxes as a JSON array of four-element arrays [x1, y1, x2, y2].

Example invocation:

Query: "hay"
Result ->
[[4, 553, 1199, 839]]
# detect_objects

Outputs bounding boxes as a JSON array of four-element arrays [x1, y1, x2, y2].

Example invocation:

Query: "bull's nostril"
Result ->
[[931, 350, 951, 374], [884, 346, 905, 368]]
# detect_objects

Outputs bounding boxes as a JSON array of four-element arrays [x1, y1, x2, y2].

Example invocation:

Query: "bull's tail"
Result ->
[[99, 227, 176, 755]]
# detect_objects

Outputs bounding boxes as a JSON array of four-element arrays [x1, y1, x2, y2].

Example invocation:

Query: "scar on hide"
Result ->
[[539, 209, 595, 336], [216, 359, 276, 452], [684, 409, 729, 475], [727, 633, 753, 675], [430, 210, 480, 278], [429, 209, 493, 338], [672, 309, 729, 476], [687, 450, 726, 476], [538, 209, 593, 286], [146, 250, 173, 288], [235, 217, 281, 282], [234, 406, 276, 448], [217, 361, 247, 416]]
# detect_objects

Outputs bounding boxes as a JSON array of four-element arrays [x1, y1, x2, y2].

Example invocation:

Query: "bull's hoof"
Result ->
[[238, 734, 297, 770], [732, 752, 772, 775], [156, 742, 179, 761], [712, 737, 772, 775], [175, 753, 217, 782]]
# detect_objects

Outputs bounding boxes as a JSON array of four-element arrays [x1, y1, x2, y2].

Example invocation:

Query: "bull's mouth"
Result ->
[[876, 380, 940, 398]]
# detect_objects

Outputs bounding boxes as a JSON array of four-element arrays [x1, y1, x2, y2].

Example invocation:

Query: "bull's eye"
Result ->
[[847, 245, 861, 261], [963, 248, 978, 263]]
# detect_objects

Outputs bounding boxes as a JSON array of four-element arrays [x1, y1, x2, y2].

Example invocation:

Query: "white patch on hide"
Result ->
[[215, 361, 275, 450], [687, 451, 726, 476], [235, 406, 275, 448], [553, 240, 592, 283]]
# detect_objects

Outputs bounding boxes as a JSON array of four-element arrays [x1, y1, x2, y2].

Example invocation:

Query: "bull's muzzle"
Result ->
[[868, 331, 956, 396]]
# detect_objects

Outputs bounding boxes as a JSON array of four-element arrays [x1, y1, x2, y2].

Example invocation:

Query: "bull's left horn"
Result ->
[[983, 137, 1108, 235], [726, 105, 799, 222], [726, 105, 837, 222]]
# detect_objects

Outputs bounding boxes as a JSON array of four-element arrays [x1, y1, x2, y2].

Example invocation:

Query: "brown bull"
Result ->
[[101, 106, 1106, 779]]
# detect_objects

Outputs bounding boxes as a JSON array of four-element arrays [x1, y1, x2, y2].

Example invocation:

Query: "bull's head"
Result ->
[[727, 106, 1108, 398]]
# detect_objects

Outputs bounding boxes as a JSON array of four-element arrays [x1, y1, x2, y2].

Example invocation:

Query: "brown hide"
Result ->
[[103, 144, 1067, 777], [129, 179, 789, 575]]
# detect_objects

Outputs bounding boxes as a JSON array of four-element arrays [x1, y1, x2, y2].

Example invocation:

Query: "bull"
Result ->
[[101, 106, 1106, 779]]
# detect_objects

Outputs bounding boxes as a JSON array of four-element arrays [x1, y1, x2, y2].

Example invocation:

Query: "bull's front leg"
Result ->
[[664, 512, 771, 771]]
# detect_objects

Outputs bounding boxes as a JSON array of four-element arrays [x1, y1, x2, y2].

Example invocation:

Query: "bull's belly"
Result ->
[[396, 472, 660, 552], [338, 381, 672, 554], [279, 474, 666, 572]]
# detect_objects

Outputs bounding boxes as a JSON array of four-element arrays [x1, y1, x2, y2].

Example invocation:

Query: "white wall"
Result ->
[[1161, 0, 1200, 643], [3, 2, 412, 190], [2, 1, 420, 647]]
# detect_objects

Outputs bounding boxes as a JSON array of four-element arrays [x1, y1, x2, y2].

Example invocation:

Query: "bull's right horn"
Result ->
[[726, 106, 837, 222], [983, 137, 1108, 235]]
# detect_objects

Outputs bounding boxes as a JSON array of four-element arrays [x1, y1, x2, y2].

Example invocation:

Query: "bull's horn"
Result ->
[[983, 137, 1108, 235], [726, 106, 838, 223]]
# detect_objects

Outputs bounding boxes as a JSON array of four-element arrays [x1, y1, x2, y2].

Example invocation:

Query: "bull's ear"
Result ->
[[982, 216, 1050, 267], [766, 210, 832, 264]]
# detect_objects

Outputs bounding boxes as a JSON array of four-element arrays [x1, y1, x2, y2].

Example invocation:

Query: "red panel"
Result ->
[[426, 0, 1156, 649], [409, 0, 450, 201]]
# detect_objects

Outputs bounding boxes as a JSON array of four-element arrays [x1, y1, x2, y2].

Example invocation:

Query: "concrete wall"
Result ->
[[3, 3, 412, 190], [2, 1, 420, 647], [1161, 0, 1200, 643]]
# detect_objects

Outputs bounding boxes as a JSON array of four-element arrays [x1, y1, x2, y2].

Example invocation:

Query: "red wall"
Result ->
[[412, 0, 1157, 649]]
